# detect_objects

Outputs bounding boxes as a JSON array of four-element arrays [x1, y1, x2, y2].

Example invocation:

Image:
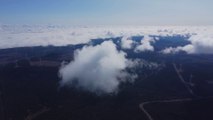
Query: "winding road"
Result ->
[[139, 63, 197, 120], [139, 98, 192, 120]]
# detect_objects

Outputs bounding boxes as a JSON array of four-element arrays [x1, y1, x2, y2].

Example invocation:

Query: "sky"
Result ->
[[0, 0, 213, 25]]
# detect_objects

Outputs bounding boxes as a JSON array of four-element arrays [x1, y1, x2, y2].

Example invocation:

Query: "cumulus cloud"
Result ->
[[187, 33, 213, 54], [135, 35, 155, 52], [162, 28, 213, 54], [120, 36, 133, 49], [59, 41, 136, 94]]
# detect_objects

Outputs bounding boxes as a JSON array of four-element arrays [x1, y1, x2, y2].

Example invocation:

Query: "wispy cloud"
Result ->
[[161, 45, 194, 54]]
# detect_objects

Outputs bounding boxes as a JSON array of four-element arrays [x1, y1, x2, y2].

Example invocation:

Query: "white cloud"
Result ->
[[162, 27, 213, 54], [120, 36, 133, 49], [0, 25, 200, 49], [135, 35, 155, 52], [59, 41, 136, 94], [187, 33, 213, 54], [1, 25, 213, 54]]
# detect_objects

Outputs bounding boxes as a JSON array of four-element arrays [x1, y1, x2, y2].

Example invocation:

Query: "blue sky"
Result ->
[[0, 0, 213, 25]]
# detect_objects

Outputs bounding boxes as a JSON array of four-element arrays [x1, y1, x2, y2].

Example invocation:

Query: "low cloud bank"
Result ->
[[0, 25, 211, 49], [59, 41, 136, 94], [1, 25, 213, 55]]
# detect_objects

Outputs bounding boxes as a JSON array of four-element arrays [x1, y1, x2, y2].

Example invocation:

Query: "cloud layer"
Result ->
[[0, 25, 208, 48], [1, 25, 213, 55], [59, 41, 135, 94]]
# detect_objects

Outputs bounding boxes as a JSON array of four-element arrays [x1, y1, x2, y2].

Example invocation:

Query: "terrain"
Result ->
[[0, 36, 213, 120]]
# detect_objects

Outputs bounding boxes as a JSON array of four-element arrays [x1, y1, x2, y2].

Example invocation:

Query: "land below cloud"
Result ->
[[0, 36, 213, 120]]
